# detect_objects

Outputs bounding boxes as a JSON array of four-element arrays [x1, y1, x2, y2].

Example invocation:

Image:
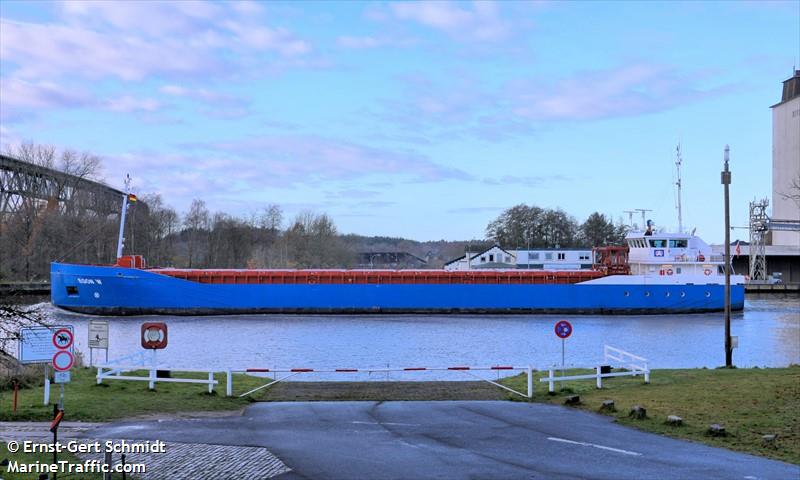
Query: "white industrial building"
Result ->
[[771, 69, 800, 247], [444, 245, 593, 271]]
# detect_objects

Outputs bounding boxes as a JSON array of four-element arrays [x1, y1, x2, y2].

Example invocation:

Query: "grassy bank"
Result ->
[[0, 367, 269, 422], [501, 366, 800, 464], [2, 366, 797, 464]]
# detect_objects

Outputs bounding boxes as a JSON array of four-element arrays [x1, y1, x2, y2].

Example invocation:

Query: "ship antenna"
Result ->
[[623, 210, 636, 228], [675, 143, 683, 234], [116, 174, 131, 259]]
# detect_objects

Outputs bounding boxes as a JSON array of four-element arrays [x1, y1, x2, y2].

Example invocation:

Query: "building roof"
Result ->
[[443, 244, 515, 266], [771, 69, 800, 108]]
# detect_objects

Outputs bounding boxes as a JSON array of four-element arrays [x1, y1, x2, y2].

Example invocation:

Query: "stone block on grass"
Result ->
[[629, 405, 647, 419], [666, 415, 683, 426], [708, 424, 727, 437], [564, 395, 581, 406], [599, 400, 616, 412]]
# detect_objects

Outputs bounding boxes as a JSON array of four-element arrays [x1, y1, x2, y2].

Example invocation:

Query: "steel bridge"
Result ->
[[0, 154, 128, 217]]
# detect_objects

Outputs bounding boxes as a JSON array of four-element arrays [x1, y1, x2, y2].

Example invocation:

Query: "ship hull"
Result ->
[[51, 263, 746, 316]]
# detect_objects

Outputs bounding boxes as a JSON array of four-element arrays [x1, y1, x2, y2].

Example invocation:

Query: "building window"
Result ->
[[505, 256, 511, 263], [489, 254, 494, 262], [578, 254, 590, 261], [529, 253, 540, 260], [545, 253, 553, 260], [481, 256, 486, 262], [557, 253, 566, 260]]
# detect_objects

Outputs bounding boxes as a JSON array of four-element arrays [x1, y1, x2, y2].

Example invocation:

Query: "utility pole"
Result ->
[[721, 145, 732, 367]]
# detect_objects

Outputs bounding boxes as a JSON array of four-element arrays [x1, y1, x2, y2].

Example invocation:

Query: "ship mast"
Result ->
[[675, 144, 683, 233], [116, 175, 131, 259]]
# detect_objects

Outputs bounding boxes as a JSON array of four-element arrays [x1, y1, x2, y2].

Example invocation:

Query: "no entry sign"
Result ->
[[554, 320, 573, 339], [52, 350, 74, 372]]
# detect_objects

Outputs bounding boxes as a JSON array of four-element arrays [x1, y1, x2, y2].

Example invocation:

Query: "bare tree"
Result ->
[[184, 199, 210, 268]]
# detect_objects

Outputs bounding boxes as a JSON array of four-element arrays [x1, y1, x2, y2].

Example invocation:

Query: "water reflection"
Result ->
[[22, 296, 800, 380]]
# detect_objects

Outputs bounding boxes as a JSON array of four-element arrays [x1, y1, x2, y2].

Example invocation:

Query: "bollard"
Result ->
[[208, 372, 214, 394], [596, 366, 602, 389], [527, 366, 533, 398], [226, 369, 233, 397], [548, 368, 555, 393], [103, 450, 113, 480], [644, 364, 650, 384], [148, 368, 156, 390]]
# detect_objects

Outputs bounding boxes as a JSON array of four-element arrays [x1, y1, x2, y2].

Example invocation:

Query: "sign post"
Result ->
[[52, 328, 74, 410], [554, 320, 573, 377], [88, 319, 109, 366], [18, 326, 73, 406]]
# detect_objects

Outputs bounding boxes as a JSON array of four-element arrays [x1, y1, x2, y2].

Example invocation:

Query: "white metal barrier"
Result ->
[[96, 351, 219, 392], [227, 365, 533, 399], [541, 345, 650, 393]]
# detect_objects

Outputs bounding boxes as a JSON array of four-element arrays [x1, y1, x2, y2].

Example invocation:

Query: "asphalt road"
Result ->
[[84, 401, 799, 480]]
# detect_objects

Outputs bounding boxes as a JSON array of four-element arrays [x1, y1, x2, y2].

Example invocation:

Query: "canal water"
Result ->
[[16, 295, 800, 380]]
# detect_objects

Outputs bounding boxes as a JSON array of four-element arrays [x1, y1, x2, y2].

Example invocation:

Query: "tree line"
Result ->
[[1, 144, 628, 281]]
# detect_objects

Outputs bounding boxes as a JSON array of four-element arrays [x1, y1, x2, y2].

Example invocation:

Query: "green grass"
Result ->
[[1, 442, 102, 480], [0, 367, 272, 422], [501, 366, 800, 464]]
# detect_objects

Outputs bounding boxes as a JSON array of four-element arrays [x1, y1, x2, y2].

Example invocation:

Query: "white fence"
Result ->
[[94, 345, 648, 397], [540, 345, 650, 393], [96, 350, 218, 393]]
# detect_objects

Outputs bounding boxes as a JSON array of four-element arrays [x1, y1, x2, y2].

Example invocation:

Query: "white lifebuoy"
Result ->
[[703, 269, 711, 276], [666, 269, 673, 276]]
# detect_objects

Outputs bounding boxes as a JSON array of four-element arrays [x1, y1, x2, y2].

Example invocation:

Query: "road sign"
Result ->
[[141, 322, 168, 349], [19, 326, 73, 364], [52, 350, 74, 372], [554, 320, 573, 339], [54, 371, 71, 384], [53, 328, 74, 350], [88, 320, 109, 349]]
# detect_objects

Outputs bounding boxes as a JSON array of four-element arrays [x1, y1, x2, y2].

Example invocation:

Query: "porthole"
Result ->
[[705, 291, 711, 298], [624, 291, 630, 297], [644, 291, 651, 297], [680, 292, 686, 298], [665, 291, 670, 297]]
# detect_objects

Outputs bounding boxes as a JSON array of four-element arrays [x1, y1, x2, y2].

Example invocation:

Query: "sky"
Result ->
[[1, 1, 798, 243]]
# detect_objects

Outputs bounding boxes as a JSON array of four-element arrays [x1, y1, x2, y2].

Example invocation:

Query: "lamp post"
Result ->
[[721, 145, 733, 367]]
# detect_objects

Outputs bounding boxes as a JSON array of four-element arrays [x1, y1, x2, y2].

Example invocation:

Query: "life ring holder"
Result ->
[[666, 269, 673, 276]]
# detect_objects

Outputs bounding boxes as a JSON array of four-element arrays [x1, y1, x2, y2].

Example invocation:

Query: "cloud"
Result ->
[[104, 96, 161, 113], [482, 175, 570, 186], [1, 3, 311, 83], [159, 85, 250, 118], [336, 35, 417, 49], [101, 135, 471, 212], [510, 64, 735, 121], [389, 1, 511, 42], [193, 134, 472, 184]]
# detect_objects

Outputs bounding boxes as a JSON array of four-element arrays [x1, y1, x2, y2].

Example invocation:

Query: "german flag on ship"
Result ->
[[127, 193, 138, 202]]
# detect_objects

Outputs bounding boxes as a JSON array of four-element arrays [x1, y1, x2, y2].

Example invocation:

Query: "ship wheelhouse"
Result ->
[[624, 231, 726, 278]]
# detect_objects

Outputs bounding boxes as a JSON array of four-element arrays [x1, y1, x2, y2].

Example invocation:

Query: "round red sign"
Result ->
[[52, 350, 74, 372], [52, 328, 74, 350], [554, 320, 573, 339]]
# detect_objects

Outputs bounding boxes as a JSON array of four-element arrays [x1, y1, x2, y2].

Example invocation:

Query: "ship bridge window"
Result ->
[[649, 239, 667, 248], [66, 286, 79, 296], [669, 239, 688, 248]]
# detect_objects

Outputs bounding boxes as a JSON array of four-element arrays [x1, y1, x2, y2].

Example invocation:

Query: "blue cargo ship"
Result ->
[[50, 229, 745, 315], [50, 174, 745, 315]]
